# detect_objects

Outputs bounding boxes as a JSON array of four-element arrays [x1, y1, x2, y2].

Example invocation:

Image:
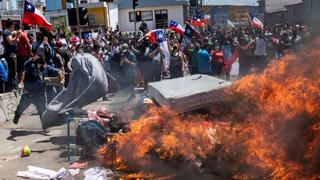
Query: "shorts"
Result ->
[[17, 56, 29, 74]]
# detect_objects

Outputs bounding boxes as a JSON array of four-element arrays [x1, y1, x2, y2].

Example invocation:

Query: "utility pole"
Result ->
[[132, 0, 139, 33], [74, 0, 81, 35], [134, 8, 136, 33]]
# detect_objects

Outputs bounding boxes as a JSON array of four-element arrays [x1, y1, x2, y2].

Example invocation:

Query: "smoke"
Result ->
[[99, 38, 320, 179]]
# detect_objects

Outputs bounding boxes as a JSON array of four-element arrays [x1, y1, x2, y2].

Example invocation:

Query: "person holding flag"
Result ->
[[147, 29, 170, 72]]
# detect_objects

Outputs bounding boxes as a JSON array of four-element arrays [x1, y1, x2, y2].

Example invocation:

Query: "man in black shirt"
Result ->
[[3, 19, 19, 91]]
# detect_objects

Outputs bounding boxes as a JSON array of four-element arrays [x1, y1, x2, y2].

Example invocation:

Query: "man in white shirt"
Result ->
[[254, 31, 267, 71]]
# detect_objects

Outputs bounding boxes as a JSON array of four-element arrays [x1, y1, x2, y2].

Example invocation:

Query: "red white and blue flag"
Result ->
[[22, 0, 52, 30], [191, 14, 208, 29], [169, 20, 185, 35], [147, 29, 170, 71], [191, 15, 204, 28], [247, 13, 264, 30], [181, 23, 202, 50], [184, 23, 202, 40]]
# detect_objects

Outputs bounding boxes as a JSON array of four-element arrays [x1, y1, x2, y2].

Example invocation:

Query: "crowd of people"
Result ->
[[0, 18, 309, 125]]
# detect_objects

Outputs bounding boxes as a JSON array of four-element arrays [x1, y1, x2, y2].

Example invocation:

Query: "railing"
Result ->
[[0, 9, 22, 16]]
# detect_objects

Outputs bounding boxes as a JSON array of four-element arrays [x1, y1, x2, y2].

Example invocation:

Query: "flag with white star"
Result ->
[[22, 0, 52, 30]]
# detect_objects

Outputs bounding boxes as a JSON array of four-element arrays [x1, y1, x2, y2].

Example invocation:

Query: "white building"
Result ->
[[0, 0, 13, 10], [265, 0, 301, 13], [116, 0, 189, 32]]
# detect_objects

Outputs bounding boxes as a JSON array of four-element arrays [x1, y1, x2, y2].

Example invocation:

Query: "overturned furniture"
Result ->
[[148, 75, 232, 113]]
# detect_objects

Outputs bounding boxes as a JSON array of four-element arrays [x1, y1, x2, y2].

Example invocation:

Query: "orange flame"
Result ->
[[98, 39, 320, 179]]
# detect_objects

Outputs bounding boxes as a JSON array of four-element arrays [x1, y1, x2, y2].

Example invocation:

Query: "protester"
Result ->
[[0, 15, 307, 130], [198, 44, 211, 75], [253, 31, 267, 70], [15, 24, 32, 87], [3, 19, 19, 91], [0, 58, 8, 93], [13, 52, 59, 128], [211, 45, 225, 76], [119, 43, 137, 101], [148, 43, 163, 82], [190, 43, 200, 75], [169, 43, 184, 79]]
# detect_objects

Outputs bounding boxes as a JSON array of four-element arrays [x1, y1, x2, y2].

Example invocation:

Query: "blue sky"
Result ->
[[203, 0, 258, 6], [12, 0, 16, 8]]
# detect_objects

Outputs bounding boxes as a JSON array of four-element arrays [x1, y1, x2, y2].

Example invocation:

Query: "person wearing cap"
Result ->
[[120, 43, 136, 101], [13, 52, 60, 128]]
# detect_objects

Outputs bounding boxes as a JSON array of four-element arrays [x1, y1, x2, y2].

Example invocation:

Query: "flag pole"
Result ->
[[21, 0, 26, 30]]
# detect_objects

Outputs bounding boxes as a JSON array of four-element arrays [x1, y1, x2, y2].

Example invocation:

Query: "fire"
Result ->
[[98, 39, 320, 179]]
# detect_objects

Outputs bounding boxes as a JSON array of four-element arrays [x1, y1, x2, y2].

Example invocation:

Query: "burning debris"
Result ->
[[98, 39, 320, 179]]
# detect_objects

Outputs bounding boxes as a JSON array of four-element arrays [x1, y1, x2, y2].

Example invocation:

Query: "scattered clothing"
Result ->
[[84, 167, 113, 180]]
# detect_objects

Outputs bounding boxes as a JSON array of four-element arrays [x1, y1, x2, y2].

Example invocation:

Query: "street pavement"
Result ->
[[0, 90, 141, 179]]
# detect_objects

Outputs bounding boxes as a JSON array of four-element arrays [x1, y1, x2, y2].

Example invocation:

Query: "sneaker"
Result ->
[[13, 117, 19, 125]]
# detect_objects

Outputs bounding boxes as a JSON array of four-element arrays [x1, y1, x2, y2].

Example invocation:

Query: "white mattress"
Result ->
[[148, 75, 232, 113]]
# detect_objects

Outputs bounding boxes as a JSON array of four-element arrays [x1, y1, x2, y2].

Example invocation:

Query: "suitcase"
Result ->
[[148, 75, 232, 113]]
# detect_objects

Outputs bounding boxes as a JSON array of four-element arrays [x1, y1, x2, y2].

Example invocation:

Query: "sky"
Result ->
[[12, 0, 16, 9], [203, 0, 258, 6]]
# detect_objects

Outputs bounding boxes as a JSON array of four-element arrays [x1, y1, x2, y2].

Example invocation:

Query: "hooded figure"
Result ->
[[42, 53, 108, 130]]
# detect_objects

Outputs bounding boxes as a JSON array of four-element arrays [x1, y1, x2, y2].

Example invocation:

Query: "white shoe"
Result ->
[[18, 83, 24, 89]]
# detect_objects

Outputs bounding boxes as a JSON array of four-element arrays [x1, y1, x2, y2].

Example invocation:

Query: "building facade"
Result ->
[[45, 0, 68, 28], [285, 3, 303, 25], [206, 5, 262, 27], [45, 0, 118, 31], [265, 10, 287, 25], [116, 0, 188, 32], [45, 0, 189, 32], [229, 6, 250, 25], [17, 0, 45, 9], [303, 0, 320, 25], [78, 0, 118, 31], [264, 2, 303, 26], [210, 6, 229, 27]]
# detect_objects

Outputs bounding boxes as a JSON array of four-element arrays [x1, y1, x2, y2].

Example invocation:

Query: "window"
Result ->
[[154, 9, 168, 29], [141, 11, 153, 21], [88, 14, 96, 25], [129, 10, 153, 22]]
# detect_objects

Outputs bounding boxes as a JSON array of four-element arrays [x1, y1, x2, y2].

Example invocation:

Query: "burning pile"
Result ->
[[98, 39, 320, 179]]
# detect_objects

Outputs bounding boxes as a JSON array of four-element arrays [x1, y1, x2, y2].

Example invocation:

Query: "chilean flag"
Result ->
[[184, 23, 202, 40], [247, 13, 264, 30], [22, 0, 52, 30], [169, 20, 185, 36], [181, 23, 202, 50], [147, 30, 170, 71], [191, 15, 206, 29]]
